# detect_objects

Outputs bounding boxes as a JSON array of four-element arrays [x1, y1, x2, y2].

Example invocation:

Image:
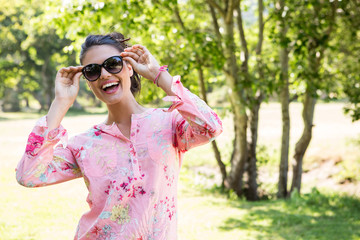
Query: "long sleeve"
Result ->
[[16, 116, 82, 188], [163, 76, 223, 152]]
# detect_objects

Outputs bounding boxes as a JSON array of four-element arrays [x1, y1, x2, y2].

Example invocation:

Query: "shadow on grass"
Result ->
[[217, 189, 360, 240]]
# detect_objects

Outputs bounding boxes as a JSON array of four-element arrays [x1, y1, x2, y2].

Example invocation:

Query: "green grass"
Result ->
[[1, 106, 360, 240]]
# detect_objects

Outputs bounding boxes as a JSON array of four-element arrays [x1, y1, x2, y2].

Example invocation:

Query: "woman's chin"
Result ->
[[96, 91, 124, 106]]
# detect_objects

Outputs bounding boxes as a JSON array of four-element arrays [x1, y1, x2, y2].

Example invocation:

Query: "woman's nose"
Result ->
[[100, 66, 112, 79]]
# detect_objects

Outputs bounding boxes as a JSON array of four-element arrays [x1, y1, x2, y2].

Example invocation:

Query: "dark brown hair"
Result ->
[[80, 32, 141, 96]]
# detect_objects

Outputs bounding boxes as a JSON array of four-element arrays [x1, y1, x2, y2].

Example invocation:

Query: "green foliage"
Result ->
[[0, 0, 358, 114], [44, 0, 226, 104], [0, 0, 77, 110], [290, 187, 360, 214], [329, 1, 360, 121], [268, 0, 343, 102], [256, 144, 278, 167]]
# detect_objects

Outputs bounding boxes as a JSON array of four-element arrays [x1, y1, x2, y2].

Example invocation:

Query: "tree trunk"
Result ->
[[34, 91, 46, 112], [222, 20, 248, 197], [245, 99, 261, 201], [197, 60, 227, 187], [72, 99, 84, 111], [277, 0, 290, 198], [207, 0, 248, 196], [25, 97, 30, 108], [278, 81, 290, 198], [244, 0, 265, 201], [290, 90, 316, 194], [2, 87, 21, 112], [227, 107, 248, 196], [40, 60, 49, 111], [289, 0, 337, 195]]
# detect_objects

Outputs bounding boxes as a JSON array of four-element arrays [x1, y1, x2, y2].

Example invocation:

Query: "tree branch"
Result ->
[[225, 0, 237, 23], [173, 4, 187, 32], [236, 1, 249, 72], [209, 4, 223, 44], [255, 0, 264, 55], [325, 0, 338, 36], [206, 0, 225, 17]]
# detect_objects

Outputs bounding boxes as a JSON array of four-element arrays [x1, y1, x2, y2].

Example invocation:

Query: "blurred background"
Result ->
[[0, 0, 359, 239]]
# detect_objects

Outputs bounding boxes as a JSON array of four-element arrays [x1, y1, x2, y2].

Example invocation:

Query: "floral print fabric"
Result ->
[[16, 76, 222, 240]]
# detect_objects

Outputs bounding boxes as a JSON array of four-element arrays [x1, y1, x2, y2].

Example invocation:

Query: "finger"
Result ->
[[68, 71, 77, 80], [62, 66, 82, 72], [124, 48, 142, 57], [125, 45, 147, 55], [62, 71, 70, 78], [73, 72, 83, 88], [67, 66, 83, 79], [57, 66, 81, 79], [122, 56, 138, 69], [65, 66, 82, 73], [59, 67, 72, 77], [132, 44, 146, 52], [135, 49, 144, 56], [134, 45, 152, 56], [57, 69, 64, 78], [68, 66, 83, 71], [121, 52, 140, 61], [58, 67, 68, 76]]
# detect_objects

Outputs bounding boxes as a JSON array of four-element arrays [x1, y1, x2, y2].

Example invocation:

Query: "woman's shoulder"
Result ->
[[67, 123, 104, 142]]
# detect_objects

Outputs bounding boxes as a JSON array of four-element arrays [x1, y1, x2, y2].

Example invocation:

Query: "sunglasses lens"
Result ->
[[83, 64, 101, 81], [104, 56, 123, 74]]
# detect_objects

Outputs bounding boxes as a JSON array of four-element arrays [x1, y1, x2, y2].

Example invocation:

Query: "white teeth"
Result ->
[[102, 82, 119, 90]]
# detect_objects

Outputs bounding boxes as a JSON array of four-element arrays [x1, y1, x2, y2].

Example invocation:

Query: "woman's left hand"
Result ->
[[120, 44, 160, 81]]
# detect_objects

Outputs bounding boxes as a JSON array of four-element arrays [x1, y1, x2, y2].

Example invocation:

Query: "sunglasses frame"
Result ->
[[82, 55, 124, 82]]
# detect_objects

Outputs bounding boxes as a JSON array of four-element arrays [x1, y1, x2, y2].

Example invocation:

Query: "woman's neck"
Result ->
[[105, 95, 145, 125]]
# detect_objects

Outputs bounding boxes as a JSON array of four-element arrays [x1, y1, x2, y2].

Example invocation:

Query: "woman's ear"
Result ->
[[125, 61, 134, 77]]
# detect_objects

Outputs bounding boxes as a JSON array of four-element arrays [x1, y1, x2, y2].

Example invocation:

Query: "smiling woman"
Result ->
[[15, 32, 223, 240]]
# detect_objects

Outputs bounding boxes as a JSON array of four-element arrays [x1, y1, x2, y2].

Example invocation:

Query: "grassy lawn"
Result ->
[[1, 102, 360, 239]]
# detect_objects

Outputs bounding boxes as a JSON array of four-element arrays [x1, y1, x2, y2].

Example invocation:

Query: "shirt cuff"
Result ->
[[162, 75, 185, 112], [35, 116, 68, 146]]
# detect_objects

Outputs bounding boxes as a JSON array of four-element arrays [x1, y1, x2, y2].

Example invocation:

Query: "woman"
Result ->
[[16, 32, 222, 240]]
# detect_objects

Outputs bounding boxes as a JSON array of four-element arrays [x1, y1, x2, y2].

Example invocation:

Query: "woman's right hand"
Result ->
[[54, 66, 83, 107], [46, 66, 83, 131]]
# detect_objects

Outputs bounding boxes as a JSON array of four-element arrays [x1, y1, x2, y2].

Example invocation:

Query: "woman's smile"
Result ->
[[101, 80, 121, 94], [82, 45, 134, 104]]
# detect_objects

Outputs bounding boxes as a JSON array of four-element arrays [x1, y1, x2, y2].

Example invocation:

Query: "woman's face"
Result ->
[[81, 45, 133, 105]]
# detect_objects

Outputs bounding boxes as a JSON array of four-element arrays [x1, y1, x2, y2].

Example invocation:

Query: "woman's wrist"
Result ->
[[47, 98, 71, 131], [53, 97, 74, 109], [156, 71, 176, 96], [153, 65, 168, 86]]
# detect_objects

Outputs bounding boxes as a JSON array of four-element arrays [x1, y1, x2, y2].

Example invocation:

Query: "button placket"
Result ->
[[129, 117, 141, 179]]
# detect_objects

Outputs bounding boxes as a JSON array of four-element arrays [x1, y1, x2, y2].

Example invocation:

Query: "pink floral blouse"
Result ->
[[16, 76, 222, 240]]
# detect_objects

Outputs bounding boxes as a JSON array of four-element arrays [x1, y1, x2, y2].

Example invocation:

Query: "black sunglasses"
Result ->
[[82, 56, 123, 81]]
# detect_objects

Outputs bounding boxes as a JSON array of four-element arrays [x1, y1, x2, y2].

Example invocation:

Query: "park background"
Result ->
[[0, 0, 360, 239]]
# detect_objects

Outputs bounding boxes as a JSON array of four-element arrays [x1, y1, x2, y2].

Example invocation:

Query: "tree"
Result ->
[[289, 0, 338, 194], [207, 0, 274, 199], [272, 0, 291, 198], [335, 0, 360, 122], [0, 0, 77, 111]]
